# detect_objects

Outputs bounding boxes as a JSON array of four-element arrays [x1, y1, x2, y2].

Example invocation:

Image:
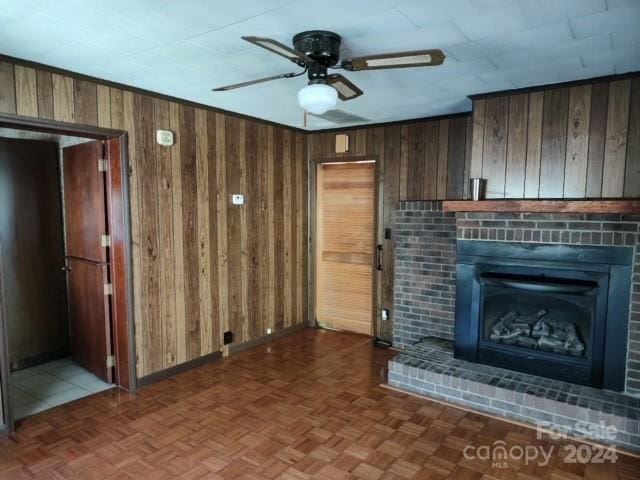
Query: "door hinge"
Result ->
[[98, 158, 108, 172], [104, 283, 113, 295], [106, 355, 115, 368], [101, 235, 111, 247]]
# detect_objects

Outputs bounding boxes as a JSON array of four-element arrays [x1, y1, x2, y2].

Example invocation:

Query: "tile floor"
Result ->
[[9, 357, 113, 420]]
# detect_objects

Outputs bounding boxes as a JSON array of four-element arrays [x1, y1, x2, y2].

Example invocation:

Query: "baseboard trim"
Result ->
[[11, 348, 69, 372], [136, 324, 310, 387], [136, 351, 223, 387], [229, 323, 309, 354]]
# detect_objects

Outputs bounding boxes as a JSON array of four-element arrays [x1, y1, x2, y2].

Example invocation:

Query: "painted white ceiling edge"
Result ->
[[0, 0, 639, 130]]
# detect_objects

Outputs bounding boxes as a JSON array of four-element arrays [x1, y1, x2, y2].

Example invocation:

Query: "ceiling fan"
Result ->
[[213, 31, 445, 115]]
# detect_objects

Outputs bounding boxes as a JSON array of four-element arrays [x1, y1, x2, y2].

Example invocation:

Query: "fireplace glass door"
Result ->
[[478, 272, 600, 385]]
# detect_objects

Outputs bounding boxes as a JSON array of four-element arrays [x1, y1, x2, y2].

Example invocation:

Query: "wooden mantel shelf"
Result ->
[[442, 200, 640, 214]]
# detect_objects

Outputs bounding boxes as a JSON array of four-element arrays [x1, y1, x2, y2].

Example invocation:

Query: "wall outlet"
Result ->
[[381, 308, 390, 321], [267, 328, 272, 335], [232, 194, 244, 205]]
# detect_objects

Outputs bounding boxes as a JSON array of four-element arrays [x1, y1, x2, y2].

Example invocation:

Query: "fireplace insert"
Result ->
[[455, 241, 632, 390]]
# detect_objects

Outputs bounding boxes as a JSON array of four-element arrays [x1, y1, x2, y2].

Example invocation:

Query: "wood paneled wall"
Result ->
[[308, 116, 472, 340], [470, 75, 640, 199], [0, 60, 308, 378]]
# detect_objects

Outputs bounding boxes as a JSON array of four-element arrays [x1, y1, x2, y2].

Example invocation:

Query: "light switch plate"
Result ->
[[232, 194, 244, 205]]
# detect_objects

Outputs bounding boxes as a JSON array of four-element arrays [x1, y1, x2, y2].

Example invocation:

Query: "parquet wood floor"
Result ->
[[0, 328, 638, 479]]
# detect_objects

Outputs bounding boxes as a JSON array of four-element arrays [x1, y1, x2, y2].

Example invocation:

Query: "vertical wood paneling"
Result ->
[[482, 96, 509, 198], [267, 127, 275, 333], [0, 62, 16, 114], [399, 125, 408, 200], [195, 109, 212, 355], [169, 102, 187, 364], [52, 74, 74, 123], [238, 121, 249, 341], [564, 85, 592, 198], [206, 111, 220, 352], [225, 117, 243, 343], [215, 114, 229, 354], [123, 91, 144, 375], [36, 70, 54, 119], [283, 130, 292, 329], [422, 122, 439, 199], [505, 94, 528, 198], [97, 85, 111, 128], [447, 117, 467, 200], [73, 79, 98, 126], [257, 124, 270, 337], [625, 79, 640, 197], [407, 123, 424, 200], [464, 116, 473, 198], [603, 79, 631, 197], [470, 99, 485, 179], [381, 126, 399, 340], [524, 91, 544, 198], [586, 83, 609, 197], [245, 121, 259, 339], [295, 132, 305, 327], [436, 119, 449, 200], [470, 76, 636, 199], [179, 105, 200, 361], [4, 58, 310, 379], [109, 88, 124, 129], [154, 99, 176, 368], [14, 66, 37, 117], [539, 88, 569, 198], [273, 129, 285, 332], [135, 94, 161, 375]]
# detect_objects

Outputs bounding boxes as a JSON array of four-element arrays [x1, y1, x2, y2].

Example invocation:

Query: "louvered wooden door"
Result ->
[[315, 162, 375, 335]]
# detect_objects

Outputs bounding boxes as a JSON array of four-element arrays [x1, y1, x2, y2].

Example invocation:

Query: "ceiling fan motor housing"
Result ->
[[293, 30, 341, 69]]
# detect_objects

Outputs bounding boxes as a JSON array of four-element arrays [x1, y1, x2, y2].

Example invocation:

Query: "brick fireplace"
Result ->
[[389, 201, 640, 451]]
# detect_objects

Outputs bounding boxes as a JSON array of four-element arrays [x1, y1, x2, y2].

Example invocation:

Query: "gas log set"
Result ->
[[488, 309, 585, 357]]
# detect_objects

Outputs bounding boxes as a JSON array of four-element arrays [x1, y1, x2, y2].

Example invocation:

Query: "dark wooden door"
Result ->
[[66, 258, 111, 382], [62, 140, 112, 382], [0, 138, 69, 367], [63, 141, 107, 262]]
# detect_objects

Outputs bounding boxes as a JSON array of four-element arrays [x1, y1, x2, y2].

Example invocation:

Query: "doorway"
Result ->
[[314, 161, 376, 335], [0, 118, 134, 432]]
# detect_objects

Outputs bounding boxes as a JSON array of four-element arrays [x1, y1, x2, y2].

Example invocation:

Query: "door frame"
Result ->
[[0, 114, 137, 430], [309, 155, 381, 337]]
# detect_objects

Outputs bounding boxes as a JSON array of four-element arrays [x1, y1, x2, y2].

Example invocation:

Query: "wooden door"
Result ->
[[62, 140, 112, 382], [315, 162, 375, 335], [67, 258, 111, 382], [0, 138, 69, 367], [63, 141, 107, 262]]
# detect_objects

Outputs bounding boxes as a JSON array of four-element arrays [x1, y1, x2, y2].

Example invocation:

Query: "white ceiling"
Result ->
[[0, 0, 639, 130]]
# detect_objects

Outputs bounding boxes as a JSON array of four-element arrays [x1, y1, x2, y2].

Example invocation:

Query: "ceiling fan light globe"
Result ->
[[297, 83, 338, 115]]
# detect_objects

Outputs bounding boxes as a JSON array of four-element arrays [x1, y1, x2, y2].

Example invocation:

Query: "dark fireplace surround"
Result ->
[[454, 241, 632, 391]]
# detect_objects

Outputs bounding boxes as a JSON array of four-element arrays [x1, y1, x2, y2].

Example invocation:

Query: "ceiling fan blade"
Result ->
[[326, 74, 363, 101], [242, 36, 312, 66], [212, 72, 299, 91], [342, 49, 445, 71]]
